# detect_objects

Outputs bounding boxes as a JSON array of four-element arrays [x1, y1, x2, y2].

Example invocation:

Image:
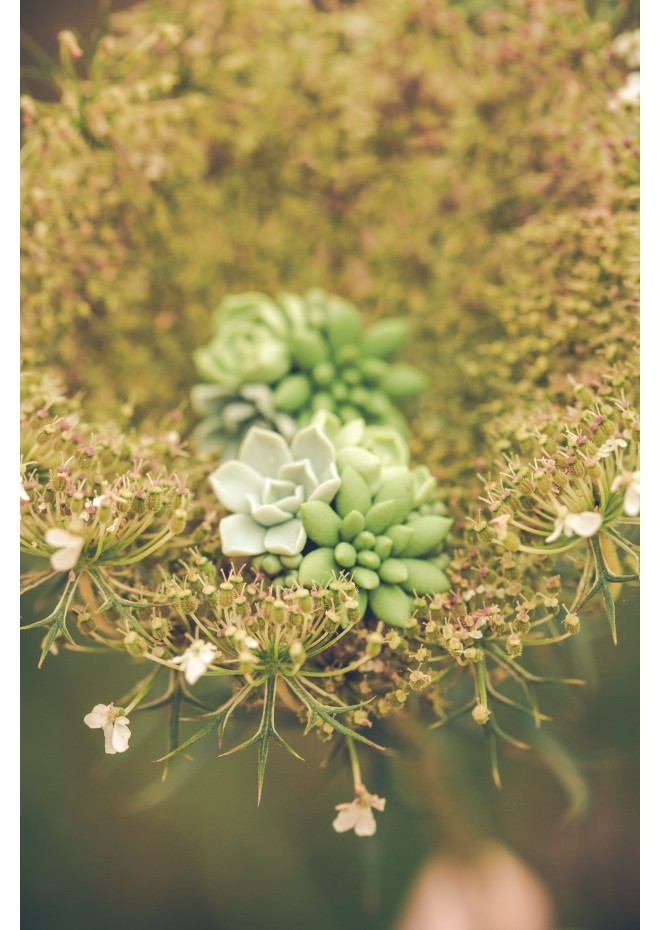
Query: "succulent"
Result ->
[[191, 382, 296, 457], [298, 463, 452, 628], [192, 289, 427, 452], [210, 424, 340, 559]]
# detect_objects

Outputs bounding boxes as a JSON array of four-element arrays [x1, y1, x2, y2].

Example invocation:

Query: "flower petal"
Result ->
[[219, 514, 267, 556], [209, 460, 264, 513], [50, 540, 84, 572], [112, 718, 131, 753], [84, 705, 109, 729], [545, 518, 564, 543], [624, 485, 640, 517], [239, 427, 292, 476], [354, 808, 377, 837], [332, 804, 360, 833], [565, 511, 602, 538], [45, 528, 82, 548], [249, 501, 293, 527], [103, 722, 118, 754], [278, 460, 318, 498], [264, 519, 306, 556]]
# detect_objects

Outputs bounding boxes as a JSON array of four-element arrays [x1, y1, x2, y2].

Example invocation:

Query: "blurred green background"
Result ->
[[21, 2, 639, 929]]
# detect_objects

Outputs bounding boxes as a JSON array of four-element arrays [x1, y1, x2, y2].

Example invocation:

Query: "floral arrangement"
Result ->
[[20, 0, 639, 853]]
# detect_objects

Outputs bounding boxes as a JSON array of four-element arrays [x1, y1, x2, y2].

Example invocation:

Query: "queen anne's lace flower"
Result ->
[[83, 703, 131, 754], [545, 506, 602, 543], [171, 640, 217, 685], [44, 527, 85, 572], [332, 784, 386, 837], [210, 424, 340, 557]]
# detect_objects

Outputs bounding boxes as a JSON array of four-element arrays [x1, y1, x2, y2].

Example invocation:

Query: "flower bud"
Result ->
[[151, 614, 172, 639], [366, 631, 384, 657], [178, 590, 199, 614], [564, 612, 581, 635], [472, 703, 491, 725], [76, 611, 96, 635], [36, 426, 55, 445], [289, 640, 306, 669], [218, 582, 235, 608], [170, 508, 188, 534], [130, 493, 147, 515], [124, 631, 148, 657], [506, 634, 522, 657]]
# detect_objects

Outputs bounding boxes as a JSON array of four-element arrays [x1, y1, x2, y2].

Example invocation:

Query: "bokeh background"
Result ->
[[21, 2, 639, 929]]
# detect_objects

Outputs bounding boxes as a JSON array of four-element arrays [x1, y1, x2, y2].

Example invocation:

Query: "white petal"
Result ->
[[45, 528, 81, 548], [50, 543, 83, 572], [545, 518, 564, 543], [624, 485, 640, 517], [239, 427, 292, 476], [261, 477, 298, 505], [354, 808, 377, 837], [290, 425, 336, 482], [209, 460, 264, 513], [219, 514, 267, 556], [264, 519, 306, 556], [184, 656, 207, 685], [103, 722, 117, 754], [332, 804, 360, 833], [111, 718, 131, 753], [565, 511, 602, 538], [84, 705, 109, 729]]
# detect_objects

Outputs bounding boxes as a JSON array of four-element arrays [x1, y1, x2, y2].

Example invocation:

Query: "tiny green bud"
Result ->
[[170, 508, 188, 534], [124, 631, 148, 657], [564, 612, 581, 635]]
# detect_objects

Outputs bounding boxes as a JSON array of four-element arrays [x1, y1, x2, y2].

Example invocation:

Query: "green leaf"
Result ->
[[380, 364, 428, 398], [378, 558, 409, 585], [301, 501, 341, 546], [362, 317, 409, 359], [365, 499, 397, 534], [385, 524, 415, 555], [324, 300, 362, 350], [336, 466, 372, 517], [374, 472, 413, 524], [298, 548, 337, 587], [400, 515, 453, 557], [370, 584, 413, 627], [272, 374, 311, 413], [339, 510, 366, 541], [291, 329, 329, 369], [400, 559, 450, 595], [352, 566, 380, 590]]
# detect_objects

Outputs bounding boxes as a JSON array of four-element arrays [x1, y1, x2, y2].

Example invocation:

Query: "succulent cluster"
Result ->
[[20, 0, 639, 842], [192, 290, 426, 454]]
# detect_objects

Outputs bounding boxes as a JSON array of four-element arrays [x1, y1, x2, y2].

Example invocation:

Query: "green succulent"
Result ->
[[298, 464, 452, 627], [192, 289, 427, 451]]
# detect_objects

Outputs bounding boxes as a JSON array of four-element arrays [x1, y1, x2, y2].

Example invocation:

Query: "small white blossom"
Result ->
[[171, 640, 217, 684], [545, 506, 602, 543], [609, 72, 640, 110], [612, 30, 640, 69], [44, 527, 85, 572], [20, 482, 30, 502], [612, 470, 640, 516], [332, 784, 386, 837], [83, 703, 131, 754], [596, 437, 627, 459]]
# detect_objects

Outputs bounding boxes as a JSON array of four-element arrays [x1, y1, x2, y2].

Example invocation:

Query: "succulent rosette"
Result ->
[[191, 382, 296, 457], [298, 461, 452, 628], [209, 424, 341, 560], [192, 289, 427, 453]]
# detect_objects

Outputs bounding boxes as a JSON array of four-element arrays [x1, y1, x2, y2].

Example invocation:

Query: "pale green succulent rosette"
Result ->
[[209, 423, 341, 566], [192, 289, 427, 453], [191, 382, 296, 457]]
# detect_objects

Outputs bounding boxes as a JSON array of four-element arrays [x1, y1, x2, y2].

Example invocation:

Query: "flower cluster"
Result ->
[[192, 290, 426, 454]]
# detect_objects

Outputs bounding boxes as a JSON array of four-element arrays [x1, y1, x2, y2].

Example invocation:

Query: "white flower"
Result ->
[[611, 470, 640, 516], [20, 481, 30, 502], [171, 640, 217, 685], [612, 29, 640, 69], [609, 72, 640, 109], [83, 703, 131, 754], [44, 527, 85, 571], [596, 437, 627, 459], [332, 784, 386, 837], [545, 506, 602, 543]]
